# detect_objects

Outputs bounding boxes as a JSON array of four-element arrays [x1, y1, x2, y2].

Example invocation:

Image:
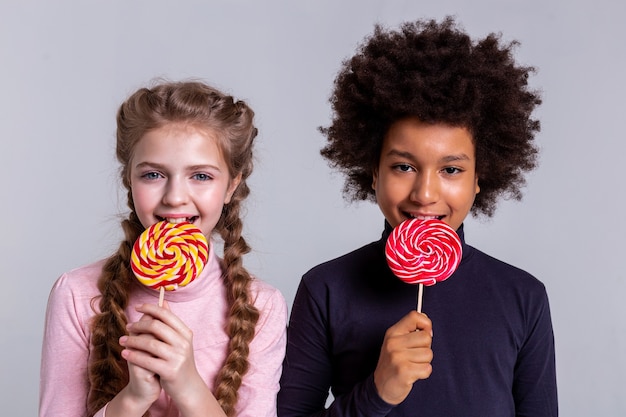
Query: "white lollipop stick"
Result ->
[[416, 283, 424, 313], [158, 287, 165, 307]]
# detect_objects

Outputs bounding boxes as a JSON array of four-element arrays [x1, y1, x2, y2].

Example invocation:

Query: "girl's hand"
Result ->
[[106, 314, 161, 417], [120, 301, 225, 416], [373, 310, 433, 405]]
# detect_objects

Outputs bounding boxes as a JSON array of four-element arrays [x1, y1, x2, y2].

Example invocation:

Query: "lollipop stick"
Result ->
[[416, 283, 424, 313], [158, 287, 165, 307]]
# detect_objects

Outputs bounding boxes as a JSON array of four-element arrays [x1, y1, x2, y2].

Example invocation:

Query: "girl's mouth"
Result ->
[[156, 216, 199, 224]]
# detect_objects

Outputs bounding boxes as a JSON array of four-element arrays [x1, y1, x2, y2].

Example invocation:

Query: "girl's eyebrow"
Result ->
[[134, 161, 223, 171], [134, 161, 163, 170]]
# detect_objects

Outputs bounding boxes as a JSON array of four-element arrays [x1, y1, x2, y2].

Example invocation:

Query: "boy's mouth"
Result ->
[[406, 213, 444, 221], [156, 216, 199, 224]]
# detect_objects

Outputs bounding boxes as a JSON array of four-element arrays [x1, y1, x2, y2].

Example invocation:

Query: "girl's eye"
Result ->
[[193, 173, 212, 181], [141, 171, 163, 180]]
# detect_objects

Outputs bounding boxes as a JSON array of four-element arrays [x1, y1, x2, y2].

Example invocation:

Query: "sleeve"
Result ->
[[39, 273, 104, 417], [277, 279, 394, 417], [513, 287, 559, 417], [235, 286, 289, 417]]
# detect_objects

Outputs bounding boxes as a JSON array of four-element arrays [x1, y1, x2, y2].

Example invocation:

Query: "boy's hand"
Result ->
[[373, 310, 433, 405]]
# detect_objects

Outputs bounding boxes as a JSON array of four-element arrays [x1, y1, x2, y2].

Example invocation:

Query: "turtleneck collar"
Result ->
[[131, 239, 226, 303], [381, 220, 471, 263]]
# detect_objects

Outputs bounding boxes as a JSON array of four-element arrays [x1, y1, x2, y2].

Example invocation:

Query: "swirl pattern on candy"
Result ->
[[131, 221, 209, 291], [385, 218, 462, 286]]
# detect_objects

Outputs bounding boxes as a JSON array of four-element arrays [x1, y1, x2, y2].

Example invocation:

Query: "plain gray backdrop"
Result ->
[[1, 0, 624, 415]]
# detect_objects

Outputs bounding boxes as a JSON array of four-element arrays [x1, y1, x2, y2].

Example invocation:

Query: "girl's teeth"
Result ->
[[166, 218, 188, 224]]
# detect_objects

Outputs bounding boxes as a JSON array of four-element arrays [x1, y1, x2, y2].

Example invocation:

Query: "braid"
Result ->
[[90, 80, 259, 416], [87, 204, 143, 415], [213, 179, 260, 416]]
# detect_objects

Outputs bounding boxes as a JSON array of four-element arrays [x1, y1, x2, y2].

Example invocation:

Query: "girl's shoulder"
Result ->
[[45, 259, 108, 335], [51, 258, 107, 299], [249, 276, 288, 325], [249, 276, 286, 308]]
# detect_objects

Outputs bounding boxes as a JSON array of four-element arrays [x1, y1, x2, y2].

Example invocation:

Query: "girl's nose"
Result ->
[[162, 179, 189, 207], [410, 172, 439, 205]]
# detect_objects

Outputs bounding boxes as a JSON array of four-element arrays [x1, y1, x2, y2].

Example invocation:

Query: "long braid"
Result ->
[[86, 80, 259, 416], [213, 181, 260, 416], [210, 97, 260, 415], [87, 203, 143, 415]]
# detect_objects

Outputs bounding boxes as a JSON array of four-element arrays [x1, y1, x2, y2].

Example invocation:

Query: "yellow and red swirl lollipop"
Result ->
[[131, 221, 209, 305], [385, 218, 462, 312]]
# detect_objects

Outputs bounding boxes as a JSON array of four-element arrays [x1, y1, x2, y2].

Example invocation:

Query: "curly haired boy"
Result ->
[[278, 17, 557, 417]]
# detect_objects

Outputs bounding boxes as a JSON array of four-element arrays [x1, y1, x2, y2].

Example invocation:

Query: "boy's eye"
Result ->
[[394, 164, 414, 172], [443, 167, 462, 175], [193, 173, 212, 181]]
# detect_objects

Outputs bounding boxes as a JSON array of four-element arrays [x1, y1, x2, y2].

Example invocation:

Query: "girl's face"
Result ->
[[129, 124, 240, 238], [372, 117, 480, 231]]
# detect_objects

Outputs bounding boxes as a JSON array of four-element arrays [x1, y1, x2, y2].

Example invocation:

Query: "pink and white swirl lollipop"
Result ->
[[385, 218, 462, 312]]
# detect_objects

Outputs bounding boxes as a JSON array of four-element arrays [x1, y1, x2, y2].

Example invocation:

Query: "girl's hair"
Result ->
[[320, 17, 542, 217], [87, 80, 260, 416]]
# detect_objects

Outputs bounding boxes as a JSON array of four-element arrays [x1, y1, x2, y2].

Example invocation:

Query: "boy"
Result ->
[[278, 17, 557, 417]]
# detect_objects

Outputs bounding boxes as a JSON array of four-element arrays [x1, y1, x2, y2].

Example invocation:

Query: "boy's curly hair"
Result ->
[[320, 17, 541, 217]]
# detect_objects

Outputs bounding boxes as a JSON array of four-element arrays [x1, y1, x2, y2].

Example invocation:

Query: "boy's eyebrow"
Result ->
[[440, 154, 472, 163], [385, 149, 473, 163]]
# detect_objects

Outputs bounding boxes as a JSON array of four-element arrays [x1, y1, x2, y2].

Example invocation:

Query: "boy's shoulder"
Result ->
[[464, 243, 547, 292], [304, 238, 384, 279]]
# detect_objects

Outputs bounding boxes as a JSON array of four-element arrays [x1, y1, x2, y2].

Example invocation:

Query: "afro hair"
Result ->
[[320, 17, 541, 217]]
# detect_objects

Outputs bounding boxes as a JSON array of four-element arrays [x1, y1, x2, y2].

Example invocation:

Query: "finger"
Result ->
[[120, 333, 192, 380], [126, 317, 179, 345], [134, 304, 190, 337], [121, 333, 170, 362], [382, 328, 433, 357], [386, 311, 432, 337], [122, 343, 166, 375]]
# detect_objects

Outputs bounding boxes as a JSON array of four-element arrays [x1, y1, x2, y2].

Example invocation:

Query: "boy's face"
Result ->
[[372, 117, 480, 231]]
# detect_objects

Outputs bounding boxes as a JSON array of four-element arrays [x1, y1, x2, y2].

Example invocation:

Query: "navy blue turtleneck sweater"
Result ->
[[278, 224, 557, 417]]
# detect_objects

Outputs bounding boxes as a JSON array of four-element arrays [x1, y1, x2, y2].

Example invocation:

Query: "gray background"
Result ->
[[1, 0, 624, 415]]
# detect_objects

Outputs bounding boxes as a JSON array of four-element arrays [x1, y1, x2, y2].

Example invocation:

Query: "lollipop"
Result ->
[[131, 221, 209, 306], [385, 218, 462, 312]]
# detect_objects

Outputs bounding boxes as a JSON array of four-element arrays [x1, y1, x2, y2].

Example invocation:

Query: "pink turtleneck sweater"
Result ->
[[39, 243, 287, 417]]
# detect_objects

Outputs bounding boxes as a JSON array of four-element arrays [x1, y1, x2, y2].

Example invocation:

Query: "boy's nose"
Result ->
[[162, 180, 189, 206], [410, 173, 439, 205]]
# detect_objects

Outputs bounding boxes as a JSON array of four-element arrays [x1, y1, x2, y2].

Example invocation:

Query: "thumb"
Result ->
[[389, 310, 432, 336]]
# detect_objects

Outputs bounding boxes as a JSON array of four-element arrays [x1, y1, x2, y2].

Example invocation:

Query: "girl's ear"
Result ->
[[474, 174, 480, 195], [225, 173, 243, 204]]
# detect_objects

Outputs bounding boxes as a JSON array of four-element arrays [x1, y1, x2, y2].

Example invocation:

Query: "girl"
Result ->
[[40, 80, 287, 417], [278, 18, 557, 416]]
